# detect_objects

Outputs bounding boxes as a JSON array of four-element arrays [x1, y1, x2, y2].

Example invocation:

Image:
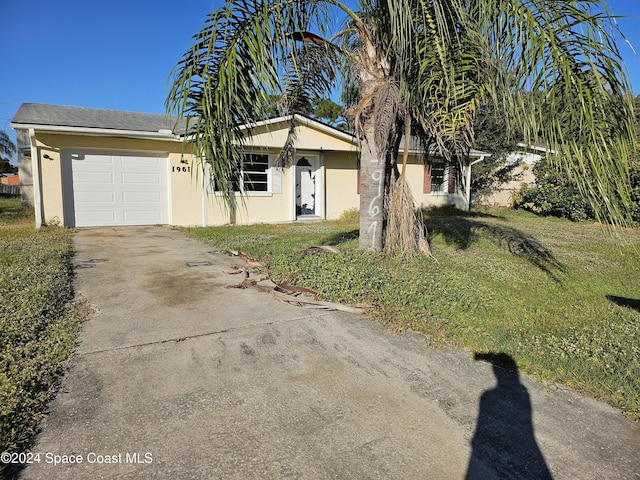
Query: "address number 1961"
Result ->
[[172, 166, 191, 173]]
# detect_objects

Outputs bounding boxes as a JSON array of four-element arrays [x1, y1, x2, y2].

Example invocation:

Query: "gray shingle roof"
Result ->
[[11, 103, 189, 135], [11, 103, 489, 158], [398, 135, 489, 158]]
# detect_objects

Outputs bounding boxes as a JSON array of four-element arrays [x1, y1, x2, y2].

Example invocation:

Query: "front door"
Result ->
[[295, 156, 317, 216]]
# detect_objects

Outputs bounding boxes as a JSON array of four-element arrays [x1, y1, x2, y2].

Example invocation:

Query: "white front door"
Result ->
[[295, 156, 317, 216]]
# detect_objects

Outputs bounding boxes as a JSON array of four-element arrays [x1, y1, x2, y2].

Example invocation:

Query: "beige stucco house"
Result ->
[[473, 144, 545, 208], [11, 103, 487, 228]]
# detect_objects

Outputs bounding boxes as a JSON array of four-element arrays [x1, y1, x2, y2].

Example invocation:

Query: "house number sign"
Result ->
[[172, 166, 191, 173]]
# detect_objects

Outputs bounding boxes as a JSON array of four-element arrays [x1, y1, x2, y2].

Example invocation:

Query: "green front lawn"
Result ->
[[183, 207, 640, 418], [0, 197, 85, 459]]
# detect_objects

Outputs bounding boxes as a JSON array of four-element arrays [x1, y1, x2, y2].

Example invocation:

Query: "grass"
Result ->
[[0, 197, 86, 461], [183, 207, 640, 418]]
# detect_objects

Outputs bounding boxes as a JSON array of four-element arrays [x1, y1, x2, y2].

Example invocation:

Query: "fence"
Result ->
[[0, 184, 20, 196]]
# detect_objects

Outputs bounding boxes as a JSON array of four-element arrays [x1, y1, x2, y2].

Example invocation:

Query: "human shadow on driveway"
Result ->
[[425, 216, 564, 283], [466, 353, 553, 480]]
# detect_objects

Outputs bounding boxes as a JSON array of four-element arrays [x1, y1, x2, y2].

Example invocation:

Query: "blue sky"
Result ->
[[2, 0, 640, 163]]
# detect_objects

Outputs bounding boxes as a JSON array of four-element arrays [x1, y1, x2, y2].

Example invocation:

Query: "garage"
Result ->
[[62, 151, 169, 227]]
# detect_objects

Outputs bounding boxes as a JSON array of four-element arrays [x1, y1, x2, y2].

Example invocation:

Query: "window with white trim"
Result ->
[[240, 153, 269, 192], [213, 153, 281, 195]]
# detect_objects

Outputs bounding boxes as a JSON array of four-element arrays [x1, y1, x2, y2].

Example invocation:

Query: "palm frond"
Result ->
[[166, 0, 341, 209], [0, 131, 16, 158], [475, 0, 635, 227], [275, 34, 343, 165]]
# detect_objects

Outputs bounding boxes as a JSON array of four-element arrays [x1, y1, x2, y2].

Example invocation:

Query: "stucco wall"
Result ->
[[245, 121, 357, 152], [324, 151, 359, 219], [398, 156, 467, 210], [474, 152, 540, 207], [205, 167, 293, 226], [29, 122, 471, 229]]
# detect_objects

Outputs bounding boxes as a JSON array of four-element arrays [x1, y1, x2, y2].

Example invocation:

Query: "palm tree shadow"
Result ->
[[466, 353, 553, 479], [320, 228, 360, 246], [606, 295, 640, 313], [426, 216, 565, 283]]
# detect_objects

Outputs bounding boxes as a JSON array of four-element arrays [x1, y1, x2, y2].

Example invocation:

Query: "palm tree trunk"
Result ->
[[358, 120, 388, 251]]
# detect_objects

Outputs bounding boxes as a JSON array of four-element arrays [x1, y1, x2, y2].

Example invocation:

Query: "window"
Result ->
[[424, 161, 455, 194], [214, 153, 273, 194], [241, 154, 269, 192], [430, 161, 446, 193]]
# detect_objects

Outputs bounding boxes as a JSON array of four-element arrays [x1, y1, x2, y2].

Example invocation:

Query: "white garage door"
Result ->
[[63, 151, 169, 227]]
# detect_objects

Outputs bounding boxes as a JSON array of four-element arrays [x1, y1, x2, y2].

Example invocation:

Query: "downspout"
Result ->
[[466, 156, 485, 212], [201, 188, 208, 227], [29, 128, 43, 228], [319, 150, 326, 220]]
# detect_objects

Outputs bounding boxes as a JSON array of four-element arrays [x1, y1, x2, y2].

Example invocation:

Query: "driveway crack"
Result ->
[[76, 312, 335, 356]]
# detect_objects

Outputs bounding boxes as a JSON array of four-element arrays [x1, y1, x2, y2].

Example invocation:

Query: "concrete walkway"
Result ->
[[13, 226, 640, 479]]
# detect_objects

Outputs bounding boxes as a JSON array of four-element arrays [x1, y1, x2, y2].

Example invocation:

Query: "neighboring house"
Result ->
[[0, 173, 19, 186], [11, 102, 487, 228], [0, 173, 20, 196], [473, 144, 545, 207]]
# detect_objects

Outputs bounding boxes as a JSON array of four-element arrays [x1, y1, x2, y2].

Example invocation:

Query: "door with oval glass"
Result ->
[[295, 155, 319, 217]]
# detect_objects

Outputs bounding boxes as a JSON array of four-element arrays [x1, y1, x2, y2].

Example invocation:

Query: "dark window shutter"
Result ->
[[447, 162, 456, 194], [424, 164, 432, 193], [357, 167, 360, 194]]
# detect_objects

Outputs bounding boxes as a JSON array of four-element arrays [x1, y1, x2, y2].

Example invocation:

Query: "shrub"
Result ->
[[515, 155, 640, 224], [515, 157, 594, 221], [337, 207, 360, 223]]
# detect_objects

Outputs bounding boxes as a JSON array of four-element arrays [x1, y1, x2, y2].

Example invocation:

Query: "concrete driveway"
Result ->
[[13, 226, 640, 479]]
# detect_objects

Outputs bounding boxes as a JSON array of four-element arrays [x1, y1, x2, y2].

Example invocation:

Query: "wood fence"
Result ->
[[0, 184, 20, 196]]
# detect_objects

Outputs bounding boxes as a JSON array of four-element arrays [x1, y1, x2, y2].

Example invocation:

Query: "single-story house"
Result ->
[[0, 173, 19, 186], [473, 143, 546, 207], [11, 102, 488, 228]]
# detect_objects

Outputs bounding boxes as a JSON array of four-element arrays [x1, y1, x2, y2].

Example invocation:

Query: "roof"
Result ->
[[10, 103, 490, 159], [11, 103, 188, 136], [398, 135, 490, 158], [516, 142, 554, 154], [244, 116, 489, 157]]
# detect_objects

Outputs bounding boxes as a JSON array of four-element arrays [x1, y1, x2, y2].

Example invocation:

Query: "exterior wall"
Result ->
[[38, 140, 65, 224], [324, 151, 359, 219], [15, 129, 34, 207], [475, 152, 540, 207], [402, 156, 466, 210], [30, 128, 361, 228], [27, 120, 476, 229], [167, 157, 205, 226], [245, 121, 357, 152], [204, 150, 360, 225], [205, 166, 293, 225], [32, 133, 202, 226]]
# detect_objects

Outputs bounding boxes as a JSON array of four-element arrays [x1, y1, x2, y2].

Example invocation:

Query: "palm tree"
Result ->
[[0, 131, 17, 174], [0, 131, 16, 161], [166, 0, 635, 253]]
